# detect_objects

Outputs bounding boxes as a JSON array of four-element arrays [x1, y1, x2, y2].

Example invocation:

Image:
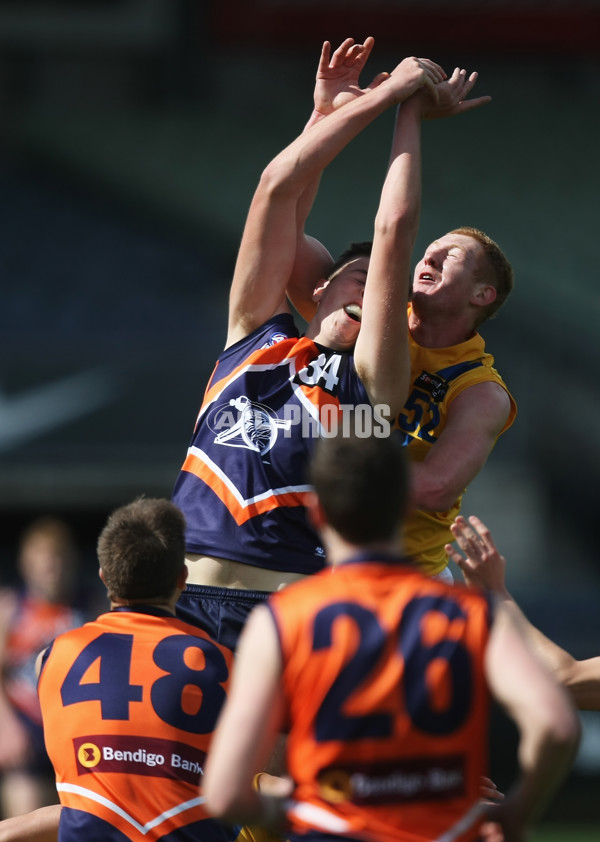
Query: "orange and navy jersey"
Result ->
[[4, 592, 86, 724], [393, 312, 517, 576], [267, 554, 493, 842], [37, 607, 238, 842], [172, 314, 370, 575]]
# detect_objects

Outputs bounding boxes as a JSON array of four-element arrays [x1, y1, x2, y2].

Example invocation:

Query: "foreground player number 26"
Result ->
[[313, 595, 473, 742]]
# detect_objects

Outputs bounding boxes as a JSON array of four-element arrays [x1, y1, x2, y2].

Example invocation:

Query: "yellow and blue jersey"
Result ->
[[394, 319, 517, 576]]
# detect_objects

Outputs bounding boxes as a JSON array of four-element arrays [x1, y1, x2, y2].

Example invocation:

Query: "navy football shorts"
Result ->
[[176, 584, 269, 651]]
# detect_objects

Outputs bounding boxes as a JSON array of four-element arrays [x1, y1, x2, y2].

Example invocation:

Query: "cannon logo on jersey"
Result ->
[[206, 396, 292, 456]]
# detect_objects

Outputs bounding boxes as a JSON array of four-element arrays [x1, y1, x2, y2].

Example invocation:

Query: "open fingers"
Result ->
[[451, 519, 487, 559], [448, 68, 492, 111], [445, 543, 467, 570], [356, 35, 375, 67], [329, 37, 357, 68], [317, 41, 333, 75], [345, 36, 375, 71], [467, 516, 499, 554]]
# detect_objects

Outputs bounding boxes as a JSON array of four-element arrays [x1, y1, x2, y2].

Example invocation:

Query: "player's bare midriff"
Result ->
[[184, 554, 307, 592]]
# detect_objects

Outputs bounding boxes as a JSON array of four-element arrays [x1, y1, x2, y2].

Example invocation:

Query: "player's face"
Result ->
[[312, 256, 369, 350], [412, 234, 483, 311], [20, 536, 74, 601]]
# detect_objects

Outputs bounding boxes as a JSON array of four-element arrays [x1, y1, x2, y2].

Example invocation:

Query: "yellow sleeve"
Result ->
[[235, 826, 283, 842]]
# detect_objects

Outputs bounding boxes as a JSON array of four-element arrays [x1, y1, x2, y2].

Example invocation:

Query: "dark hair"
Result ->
[[449, 227, 514, 325], [97, 498, 186, 602], [309, 430, 408, 545], [327, 241, 372, 280]]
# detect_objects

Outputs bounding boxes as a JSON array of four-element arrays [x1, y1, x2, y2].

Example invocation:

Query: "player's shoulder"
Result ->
[[223, 313, 300, 355]]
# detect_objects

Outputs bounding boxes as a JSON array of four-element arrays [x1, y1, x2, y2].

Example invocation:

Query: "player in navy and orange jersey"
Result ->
[[172, 38, 491, 649], [204, 432, 580, 842], [35, 498, 240, 842], [287, 41, 516, 584]]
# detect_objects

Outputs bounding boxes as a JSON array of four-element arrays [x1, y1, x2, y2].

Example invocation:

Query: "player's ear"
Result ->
[[306, 491, 325, 530], [177, 565, 188, 591], [472, 283, 496, 307], [312, 279, 330, 303]]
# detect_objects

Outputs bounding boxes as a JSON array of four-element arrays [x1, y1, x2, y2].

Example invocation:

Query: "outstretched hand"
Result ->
[[313, 36, 390, 117], [445, 515, 510, 597], [422, 67, 491, 119]]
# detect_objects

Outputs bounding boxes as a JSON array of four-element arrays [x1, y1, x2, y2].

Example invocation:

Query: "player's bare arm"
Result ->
[[408, 381, 511, 511], [288, 52, 491, 322], [226, 53, 439, 349], [204, 605, 286, 829], [0, 804, 61, 842], [352, 93, 425, 416], [288, 36, 388, 321], [449, 514, 600, 711], [482, 603, 580, 841]]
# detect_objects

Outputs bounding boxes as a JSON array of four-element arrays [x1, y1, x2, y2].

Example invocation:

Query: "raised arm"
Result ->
[[287, 37, 388, 320], [351, 90, 428, 416], [226, 46, 424, 348], [448, 514, 600, 711], [287, 53, 492, 324]]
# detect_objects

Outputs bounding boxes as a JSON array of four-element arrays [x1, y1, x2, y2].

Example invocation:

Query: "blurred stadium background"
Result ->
[[0, 0, 598, 831]]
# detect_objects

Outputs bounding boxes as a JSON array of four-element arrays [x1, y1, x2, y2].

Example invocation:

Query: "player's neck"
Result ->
[[409, 309, 475, 349], [109, 594, 178, 614], [324, 529, 403, 569]]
